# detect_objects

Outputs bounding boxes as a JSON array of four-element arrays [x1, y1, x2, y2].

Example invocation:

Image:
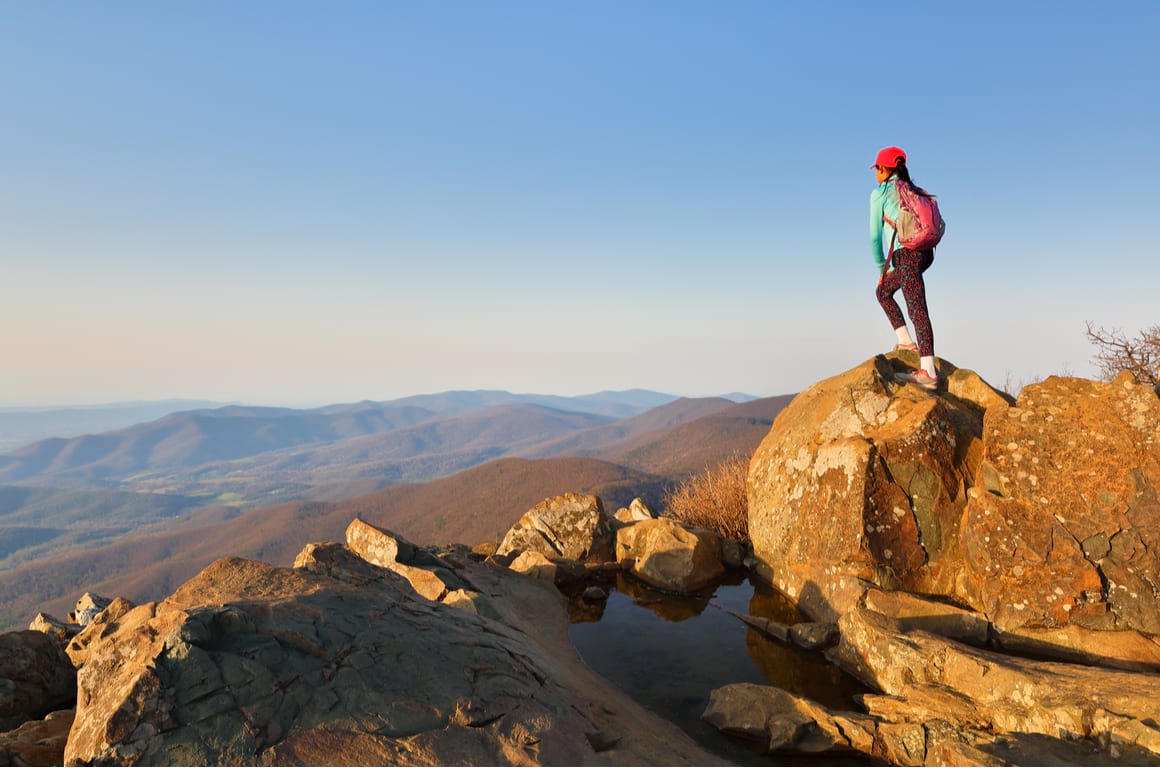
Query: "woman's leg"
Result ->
[[875, 253, 909, 335], [896, 248, 935, 360]]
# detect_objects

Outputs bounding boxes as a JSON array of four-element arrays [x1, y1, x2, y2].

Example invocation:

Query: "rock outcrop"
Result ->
[[961, 371, 1160, 634], [489, 491, 743, 599], [70, 594, 111, 628], [831, 607, 1160, 752], [706, 606, 1160, 764], [748, 355, 1002, 621], [28, 613, 81, 644], [66, 597, 136, 669], [615, 518, 724, 592], [0, 631, 76, 732], [508, 550, 558, 582], [65, 527, 724, 766], [614, 497, 656, 524], [748, 355, 1160, 657], [0, 709, 74, 767], [727, 356, 1160, 763], [345, 518, 473, 603], [497, 493, 615, 563]]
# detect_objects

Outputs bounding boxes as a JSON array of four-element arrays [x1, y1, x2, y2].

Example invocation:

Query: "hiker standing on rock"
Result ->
[[869, 146, 944, 391]]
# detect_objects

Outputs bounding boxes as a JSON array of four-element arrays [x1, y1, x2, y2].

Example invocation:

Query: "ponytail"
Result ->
[[893, 159, 934, 198]]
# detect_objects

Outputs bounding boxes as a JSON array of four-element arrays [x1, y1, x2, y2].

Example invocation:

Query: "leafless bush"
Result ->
[[1001, 370, 1035, 398], [1086, 322, 1160, 386], [662, 453, 750, 543]]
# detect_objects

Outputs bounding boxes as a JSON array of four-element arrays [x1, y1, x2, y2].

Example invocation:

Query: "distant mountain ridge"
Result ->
[[0, 400, 230, 452], [0, 390, 686, 491], [375, 388, 680, 419], [0, 391, 782, 502]]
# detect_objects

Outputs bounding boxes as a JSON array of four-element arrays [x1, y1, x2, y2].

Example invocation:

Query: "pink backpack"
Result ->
[[886, 180, 945, 251]]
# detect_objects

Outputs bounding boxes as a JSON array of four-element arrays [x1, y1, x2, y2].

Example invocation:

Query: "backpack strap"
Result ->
[[882, 178, 900, 265]]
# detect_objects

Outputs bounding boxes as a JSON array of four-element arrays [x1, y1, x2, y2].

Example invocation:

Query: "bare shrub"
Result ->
[[662, 453, 750, 543], [1086, 322, 1160, 386]]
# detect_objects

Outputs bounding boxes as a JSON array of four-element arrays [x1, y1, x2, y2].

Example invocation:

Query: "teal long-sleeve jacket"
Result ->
[[869, 175, 901, 273]]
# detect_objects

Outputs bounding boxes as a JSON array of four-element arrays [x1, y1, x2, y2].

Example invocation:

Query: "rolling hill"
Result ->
[[0, 403, 443, 485], [0, 390, 679, 490], [0, 485, 207, 573], [517, 397, 739, 459], [0, 456, 668, 631], [25, 403, 620, 502], [604, 395, 796, 476]]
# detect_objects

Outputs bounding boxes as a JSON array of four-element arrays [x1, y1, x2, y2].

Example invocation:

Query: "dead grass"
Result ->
[[662, 453, 750, 543]]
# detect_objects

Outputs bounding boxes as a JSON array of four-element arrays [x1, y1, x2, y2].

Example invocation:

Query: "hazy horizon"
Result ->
[[4, 3, 1156, 406], [0, 387, 758, 411]]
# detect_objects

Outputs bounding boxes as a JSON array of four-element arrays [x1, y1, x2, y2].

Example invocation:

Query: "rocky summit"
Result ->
[[749, 354, 1160, 647], [722, 353, 1160, 763], [5, 487, 743, 766], [60, 527, 720, 766]]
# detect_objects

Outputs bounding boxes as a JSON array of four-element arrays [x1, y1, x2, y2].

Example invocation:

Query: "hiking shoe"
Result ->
[[896, 369, 939, 391], [892, 342, 918, 353]]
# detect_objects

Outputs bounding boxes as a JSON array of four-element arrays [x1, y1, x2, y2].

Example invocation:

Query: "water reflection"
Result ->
[[566, 569, 871, 763]]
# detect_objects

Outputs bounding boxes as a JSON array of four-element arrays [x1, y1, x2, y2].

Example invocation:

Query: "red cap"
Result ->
[[871, 146, 907, 169]]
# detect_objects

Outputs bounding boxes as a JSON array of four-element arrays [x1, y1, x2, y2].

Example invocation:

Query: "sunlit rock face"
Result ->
[[748, 355, 999, 621], [749, 355, 1160, 644], [962, 371, 1160, 633], [497, 493, 615, 564], [615, 518, 724, 592], [706, 607, 1160, 765]]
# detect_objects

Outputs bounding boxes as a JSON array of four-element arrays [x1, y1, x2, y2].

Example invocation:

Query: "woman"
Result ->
[[869, 146, 938, 390]]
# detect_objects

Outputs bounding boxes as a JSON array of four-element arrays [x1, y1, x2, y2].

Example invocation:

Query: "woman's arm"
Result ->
[[869, 186, 887, 272]]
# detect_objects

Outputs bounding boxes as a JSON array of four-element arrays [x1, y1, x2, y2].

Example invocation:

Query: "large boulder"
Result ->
[[507, 550, 558, 582], [71, 593, 111, 628], [748, 355, 1160, 655], [28, 613, 81, 644], [497, 493, 615, 563], [960, 371, 1160, 633], [703, 682, 873, 755], [0, 709, 74, 767], [66, 597, 136, 669], [616, 518, 724, 592], [748, 355, 1002, 620], [65, 532, 723, 766], [344, 518, 471, 602], [614, 498, 656, 524], [705, 606, 1160, 764], [0, 631, 76, 732]]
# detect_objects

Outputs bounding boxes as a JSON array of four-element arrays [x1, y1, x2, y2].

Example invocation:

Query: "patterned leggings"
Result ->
[[876, 247, 935, 357]]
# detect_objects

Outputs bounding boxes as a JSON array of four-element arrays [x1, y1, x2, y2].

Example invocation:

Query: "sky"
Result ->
[[2, 1, 1157, 407]]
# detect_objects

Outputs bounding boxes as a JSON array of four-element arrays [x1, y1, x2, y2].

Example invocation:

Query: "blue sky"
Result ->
[[2, 2, 1157, 406]]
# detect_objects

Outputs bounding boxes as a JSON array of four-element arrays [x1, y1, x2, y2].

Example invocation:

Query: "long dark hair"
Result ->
[[894, 159, 934, 198]]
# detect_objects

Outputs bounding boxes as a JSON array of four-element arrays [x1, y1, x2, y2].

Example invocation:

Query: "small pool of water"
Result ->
[[566, 569, 871, 764]]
